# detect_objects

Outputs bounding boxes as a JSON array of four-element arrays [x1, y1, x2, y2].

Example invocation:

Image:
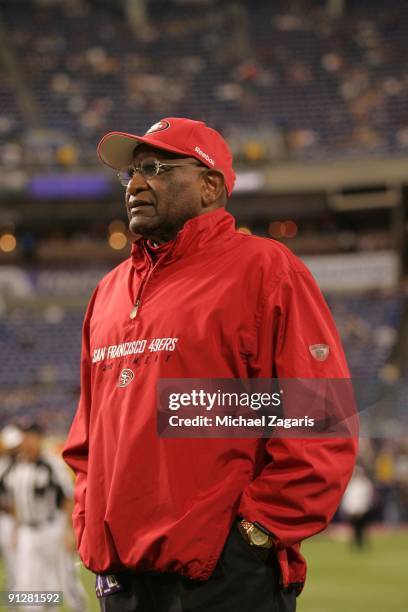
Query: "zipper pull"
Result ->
[[130, 299, 140, 320]]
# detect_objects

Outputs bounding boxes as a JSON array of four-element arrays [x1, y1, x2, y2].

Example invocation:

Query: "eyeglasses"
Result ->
[[117, 159, 202, 188]]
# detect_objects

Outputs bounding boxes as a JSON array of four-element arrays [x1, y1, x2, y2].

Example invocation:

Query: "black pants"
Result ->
[[349, 512, 370, 548], [99, 524, 297, 612]]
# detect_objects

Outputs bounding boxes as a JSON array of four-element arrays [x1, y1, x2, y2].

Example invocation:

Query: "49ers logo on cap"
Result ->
[[145, 120, 170, 135], [118, 368, 134, 387]]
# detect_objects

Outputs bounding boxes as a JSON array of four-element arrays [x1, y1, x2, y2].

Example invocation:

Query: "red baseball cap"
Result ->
[[97, 117, 236, 196]]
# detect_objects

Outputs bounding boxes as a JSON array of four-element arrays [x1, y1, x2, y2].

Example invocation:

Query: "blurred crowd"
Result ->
[[1, 0, 408, 170], [359, 439, 408, 524], [338, 438, 408, 549]]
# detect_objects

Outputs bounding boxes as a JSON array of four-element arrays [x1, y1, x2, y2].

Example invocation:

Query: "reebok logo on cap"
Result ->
[[194, 146, 215, 166]]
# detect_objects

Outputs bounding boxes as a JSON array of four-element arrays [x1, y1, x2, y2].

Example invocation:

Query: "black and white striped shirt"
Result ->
[[1, 453, 73, 526]]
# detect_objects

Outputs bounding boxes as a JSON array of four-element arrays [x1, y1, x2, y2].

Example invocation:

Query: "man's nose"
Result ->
[[127, 169, 148, 194]]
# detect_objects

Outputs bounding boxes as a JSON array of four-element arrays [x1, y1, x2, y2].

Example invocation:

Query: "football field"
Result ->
[[1, 530, 407, 611], [297, 530, 408, 612]]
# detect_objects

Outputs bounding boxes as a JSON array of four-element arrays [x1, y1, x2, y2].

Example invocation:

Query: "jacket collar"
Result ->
[[130, 208, 236, 270]]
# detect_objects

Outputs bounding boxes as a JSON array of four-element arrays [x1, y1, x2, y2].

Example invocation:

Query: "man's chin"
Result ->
[[129, 218, 159, 237]]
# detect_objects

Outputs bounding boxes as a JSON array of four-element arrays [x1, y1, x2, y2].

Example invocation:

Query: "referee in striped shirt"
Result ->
[[1, 422, 86, 611], [0, 424, 23, 590]]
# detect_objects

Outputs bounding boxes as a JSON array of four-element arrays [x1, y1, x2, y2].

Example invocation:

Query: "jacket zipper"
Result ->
[[129, 299, 140, 320], [130, 251, 162, 320]]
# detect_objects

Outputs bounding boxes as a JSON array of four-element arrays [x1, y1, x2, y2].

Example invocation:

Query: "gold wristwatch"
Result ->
[[238, 519, 274, 548]]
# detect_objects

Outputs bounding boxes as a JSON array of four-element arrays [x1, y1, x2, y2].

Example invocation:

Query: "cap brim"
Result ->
[[97, 132, 199, 170]]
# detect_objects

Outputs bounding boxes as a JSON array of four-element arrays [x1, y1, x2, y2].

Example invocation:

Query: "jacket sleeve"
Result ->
[[62, 288, 98, 550], [238, 265, 358, 549]]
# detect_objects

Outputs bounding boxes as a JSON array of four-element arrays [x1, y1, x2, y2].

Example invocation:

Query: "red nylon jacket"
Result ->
[[62, 208, 357, 591]]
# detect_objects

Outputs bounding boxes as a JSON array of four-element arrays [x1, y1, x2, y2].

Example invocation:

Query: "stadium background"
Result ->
[[0, 0, 407, 610]]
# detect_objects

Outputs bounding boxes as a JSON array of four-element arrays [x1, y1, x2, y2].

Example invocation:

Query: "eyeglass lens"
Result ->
[[118, 160, 160, 186]]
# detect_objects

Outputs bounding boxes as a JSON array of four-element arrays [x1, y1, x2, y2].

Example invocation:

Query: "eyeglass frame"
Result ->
[[117, 158, 204, 188]]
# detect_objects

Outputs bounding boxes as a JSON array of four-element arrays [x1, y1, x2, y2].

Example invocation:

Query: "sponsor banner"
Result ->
[[157, 378, 408, 439], [35, 268, 108, 296], [0, 266, 33, 297], [28, 173, 110, 199], [303, 251, 399, 291], [0, 267, 108, 297], [234, 171, 265, 192]]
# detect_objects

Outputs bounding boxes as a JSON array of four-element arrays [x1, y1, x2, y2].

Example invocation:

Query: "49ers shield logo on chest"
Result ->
[[118, 368, 134, 387]]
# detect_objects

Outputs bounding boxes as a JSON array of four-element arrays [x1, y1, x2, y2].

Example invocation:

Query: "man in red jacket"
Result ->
[[62, 117, 357, 612]]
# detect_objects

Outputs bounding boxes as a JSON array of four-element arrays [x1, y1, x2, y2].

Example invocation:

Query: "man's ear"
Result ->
[[201, 170, 226, 208]]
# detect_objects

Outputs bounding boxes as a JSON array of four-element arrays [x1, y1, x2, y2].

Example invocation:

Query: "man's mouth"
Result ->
[[128, 198, 154, 215]]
